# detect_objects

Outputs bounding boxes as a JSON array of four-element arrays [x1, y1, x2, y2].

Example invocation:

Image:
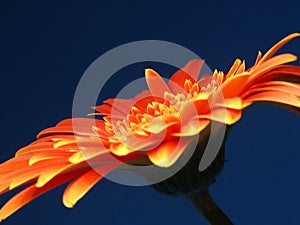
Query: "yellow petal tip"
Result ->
[[64, 201, 75, 209], [9, 182, 17, 191], [145, 68, 158, 77], [292, 32, 300, 37], [68, 152, 84, 164]]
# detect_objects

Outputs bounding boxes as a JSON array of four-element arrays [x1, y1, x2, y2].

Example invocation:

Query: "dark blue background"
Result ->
[[0, 1, 299, 224]]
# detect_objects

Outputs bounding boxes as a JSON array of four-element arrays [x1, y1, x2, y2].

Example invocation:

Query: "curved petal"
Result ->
[[221, 74, 250, 98], [243, 90, 300, 107], [62, 162, 120, 208], [227, 59, 243, 77], [249, 53, 297, 81], [243, 81, 300, 99], [9, 161, 70, 190], [172, 118, 210, 137], [0, 170, 88, 221], [148, 138, 190, 167], [216, 97, 244, 110], [63, 168, 102, 208], [36, 163, 74, 187], [145, 69, 171, 99], [180, 99, 210, 125], [110, 134, 160, 153], [198, 107, 242, 125], [222, 54, 297, 99], [251, 65, 300, 84], [110, 143, 135, 156], [0, 155, 32, 176], [255, 33, 300, 67]]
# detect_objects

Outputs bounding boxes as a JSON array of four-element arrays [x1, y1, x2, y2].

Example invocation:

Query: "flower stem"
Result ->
[[189, 190, 233, 225]]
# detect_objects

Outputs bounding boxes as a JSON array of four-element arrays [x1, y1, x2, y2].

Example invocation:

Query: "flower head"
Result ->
[[0, 33, 300, 221]]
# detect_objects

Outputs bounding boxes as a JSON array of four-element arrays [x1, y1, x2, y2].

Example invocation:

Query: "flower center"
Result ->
[[107, 79, 219, 143], [108, 100, 178, 143]]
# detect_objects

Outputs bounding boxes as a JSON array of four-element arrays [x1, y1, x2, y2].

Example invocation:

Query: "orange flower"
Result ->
[[0, 33, 300, 221]]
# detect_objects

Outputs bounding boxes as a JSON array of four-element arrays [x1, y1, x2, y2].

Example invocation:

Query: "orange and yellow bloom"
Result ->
[[0, 33, 300, 221]]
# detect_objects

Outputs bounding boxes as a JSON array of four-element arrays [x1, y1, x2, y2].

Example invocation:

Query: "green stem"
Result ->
[[189, 190, 234, 225]]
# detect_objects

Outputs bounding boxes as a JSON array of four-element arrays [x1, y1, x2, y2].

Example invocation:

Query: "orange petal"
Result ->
[[144, 117, 177, 134], [250, 53, 297, 80], [213, 70, 224, 85], [131, 90, 152, 104], [221, 74, 250, 98], [0, 167, 36, 193], [110, 134, 162, 154], [243, 81, 300, 98], [198, 74, 214, 87], [96, 99, 133, 119], [180, 99, 210, 125], [145, 69, 171, 98], [180, 59, 204, 81], [0, 185, 52, 221], [9, 162, 69, 190], [243, 90, 300, 107], [62, 169, 102, 208], [28, 151, 73, 166], [113, 134, 161, 152], [0, 170, 87, 221], [251, 65, 300, 84], [217, 97, 244, 110], [222, 54, 297, 99], [68, 148, 109, 165], [110, 143, 135, 156], [93, 104, 127, 119], [37, 126, 94, 139], [56, 118, 101, 127], [227, 59, 242, 77], [38, 118, 105, 139], [255, 33, 300, 67], [35, 163, 74, 187], [0, 155, 32, 176], [198, 107, 242, 125], [148, 138, 190, 167], [173, 118, 210, 137], [169, 59, 204, 94], [62, 163, 119, 208], [18, 142, 57, 153]]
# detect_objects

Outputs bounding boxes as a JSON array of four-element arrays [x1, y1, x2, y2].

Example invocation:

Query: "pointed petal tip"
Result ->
[[145, 68, 171, 98], [8, 182, 17, 191], [28, 157, 38, 166], [0, 213, 5, 223], [35, 180, 44, 188], [145, 68, 158, 77]]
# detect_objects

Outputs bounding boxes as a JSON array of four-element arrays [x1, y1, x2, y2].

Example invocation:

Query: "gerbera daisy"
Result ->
[[0, 33, 299, 224]]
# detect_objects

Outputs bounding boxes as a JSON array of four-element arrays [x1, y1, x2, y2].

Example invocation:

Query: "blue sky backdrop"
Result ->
[[0, 1, 299, 224]]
